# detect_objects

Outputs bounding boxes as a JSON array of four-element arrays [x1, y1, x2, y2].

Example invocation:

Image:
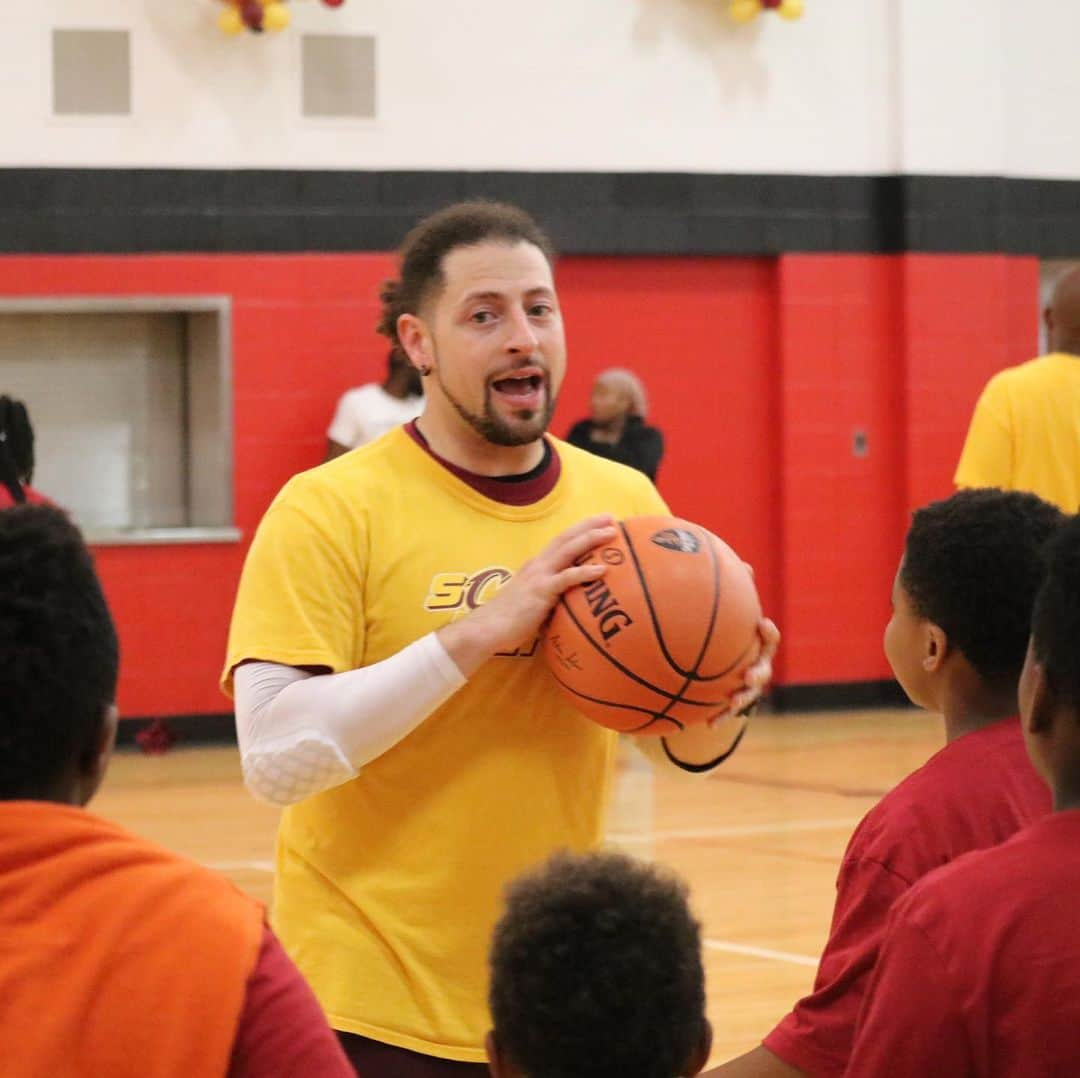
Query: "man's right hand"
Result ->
[[438, 515, 618, 677]]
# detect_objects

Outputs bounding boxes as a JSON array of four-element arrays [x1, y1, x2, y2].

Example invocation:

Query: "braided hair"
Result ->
[[0, 396, 35, 504], [0, 505, 118, 799]]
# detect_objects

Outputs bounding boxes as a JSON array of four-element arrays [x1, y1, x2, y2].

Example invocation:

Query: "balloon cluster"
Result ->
[[218, 0, 346, 36], [729, 0, 804, 23]]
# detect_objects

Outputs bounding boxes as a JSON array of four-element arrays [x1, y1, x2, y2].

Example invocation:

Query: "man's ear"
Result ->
[[397, 313, 435, 376], [922, 623, 949, 673], [686, 1019, 714, 1076]]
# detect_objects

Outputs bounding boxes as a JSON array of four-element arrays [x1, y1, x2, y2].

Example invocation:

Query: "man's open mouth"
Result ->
[[491, 373, 544, 397]]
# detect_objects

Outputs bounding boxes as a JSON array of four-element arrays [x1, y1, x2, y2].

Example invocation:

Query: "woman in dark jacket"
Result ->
[[566, 368, 664, 481]]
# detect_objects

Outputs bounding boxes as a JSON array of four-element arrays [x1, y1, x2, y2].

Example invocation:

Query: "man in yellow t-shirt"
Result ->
[[955, 265, 1080, 512], [223, 201, 777, 1077]]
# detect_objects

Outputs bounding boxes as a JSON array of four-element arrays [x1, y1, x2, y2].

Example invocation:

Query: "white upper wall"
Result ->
[[2, 0, 1078, 179]]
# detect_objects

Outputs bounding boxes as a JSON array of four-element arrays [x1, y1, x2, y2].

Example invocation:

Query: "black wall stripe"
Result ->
[[1, 169, 1078, 257]]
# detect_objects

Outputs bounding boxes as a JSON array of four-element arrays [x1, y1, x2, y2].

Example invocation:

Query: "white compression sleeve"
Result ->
[[233, 633, 467, 806]]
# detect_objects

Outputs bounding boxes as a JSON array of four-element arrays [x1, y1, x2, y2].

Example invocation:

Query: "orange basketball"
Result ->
[[543, 515, 762, 735]]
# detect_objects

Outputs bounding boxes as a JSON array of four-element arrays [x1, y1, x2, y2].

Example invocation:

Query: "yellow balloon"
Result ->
[[263, 2, 291, 31], [729, 0, 760, 23], [778, 0, 805, 19], [218, 6, 244, 34]]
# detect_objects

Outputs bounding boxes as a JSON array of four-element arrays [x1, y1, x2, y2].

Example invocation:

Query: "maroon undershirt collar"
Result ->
[[405, 421, 561, 507]]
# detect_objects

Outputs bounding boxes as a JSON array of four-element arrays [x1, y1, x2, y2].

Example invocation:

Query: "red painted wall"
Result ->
[[903, 255, 1040, 512], [554, 258, 780, 620], [0, 254, 396, 718], [776, 256, 906, 683], [775, 253, 1039, 684], [0, 252, 1042, 717]]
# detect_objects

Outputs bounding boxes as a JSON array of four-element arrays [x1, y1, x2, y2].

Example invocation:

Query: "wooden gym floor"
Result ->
[[94, 707, 938, 1067]]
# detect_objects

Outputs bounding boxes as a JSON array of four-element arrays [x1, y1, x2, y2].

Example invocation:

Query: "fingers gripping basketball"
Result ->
[[542, 516, 762, 735]]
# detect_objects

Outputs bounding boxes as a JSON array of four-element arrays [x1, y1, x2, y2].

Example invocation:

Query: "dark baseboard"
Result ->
[[769, 679, 914, 713], [114, 683, 911, 751], [116, 712, 236, 748]]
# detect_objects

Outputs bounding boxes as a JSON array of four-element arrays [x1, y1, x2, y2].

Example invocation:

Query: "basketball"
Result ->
[[543, 515, 762, 735]]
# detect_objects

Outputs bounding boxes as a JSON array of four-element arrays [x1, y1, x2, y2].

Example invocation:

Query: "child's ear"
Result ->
[[1024, 658, 1053, 736], [686, 1019, 713, 1076], [922, 623, 949, 673]]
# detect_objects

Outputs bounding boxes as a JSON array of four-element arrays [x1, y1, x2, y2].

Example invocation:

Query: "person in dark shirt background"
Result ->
[[566, 368, 664, 481]]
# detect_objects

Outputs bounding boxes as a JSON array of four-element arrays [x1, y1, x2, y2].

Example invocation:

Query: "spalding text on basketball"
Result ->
[[572, 547, 635, 643], [583, 579, 635, 642]]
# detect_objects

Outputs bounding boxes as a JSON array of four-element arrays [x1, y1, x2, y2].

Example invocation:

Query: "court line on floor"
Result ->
[[709, 772, 888, 798], [704, 939, 818, 967], [209, 820, 858, 871], [608, 817, 859, 843]]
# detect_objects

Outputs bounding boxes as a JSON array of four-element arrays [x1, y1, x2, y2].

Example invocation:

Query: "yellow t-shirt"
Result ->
[[222, 429, 667, 1061], [955, 352, 1080, 512]]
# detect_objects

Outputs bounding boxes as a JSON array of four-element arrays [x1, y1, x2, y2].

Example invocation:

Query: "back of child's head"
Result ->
[[488, 850, 708, 1078], [901, 489, 1064, 686], [1031, 513, 1080, 710], [0, 504, 118, 800]]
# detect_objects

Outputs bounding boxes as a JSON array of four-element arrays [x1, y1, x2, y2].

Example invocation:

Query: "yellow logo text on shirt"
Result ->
[[424, 567, 513, 616]]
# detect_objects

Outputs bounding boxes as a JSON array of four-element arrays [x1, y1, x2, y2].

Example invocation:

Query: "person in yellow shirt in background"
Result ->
[[955, 265, 1080, 512], [222, 201, 778, 1078]]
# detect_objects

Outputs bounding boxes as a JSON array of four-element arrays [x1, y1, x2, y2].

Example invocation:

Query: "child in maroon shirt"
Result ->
[[847, 513, 1080, 1078], [707, 490, 1063, 1078]]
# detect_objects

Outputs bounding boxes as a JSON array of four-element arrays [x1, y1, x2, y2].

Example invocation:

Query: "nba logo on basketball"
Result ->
[[650, 528, 700, 554]]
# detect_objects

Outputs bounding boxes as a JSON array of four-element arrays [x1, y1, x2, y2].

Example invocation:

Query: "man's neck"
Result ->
[[414, 413, 545, 477]]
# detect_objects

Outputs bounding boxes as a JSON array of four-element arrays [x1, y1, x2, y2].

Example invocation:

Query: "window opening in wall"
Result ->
[[0, 299, 233, 544]]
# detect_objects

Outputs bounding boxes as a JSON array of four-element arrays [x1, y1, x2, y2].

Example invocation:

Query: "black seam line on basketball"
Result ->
[[645, 527, 723, 722], [620, 521, 722, 683], [697, 631, 761, 683], [547, 667, 686, 732], [661, 721, 748, 773], [553, 593, 736, 708]]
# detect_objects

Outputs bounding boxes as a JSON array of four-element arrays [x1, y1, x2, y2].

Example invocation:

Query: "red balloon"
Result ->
[[322, 0, 346, 7], [761, 0, 782, 7], [241, 0, 264, 29]]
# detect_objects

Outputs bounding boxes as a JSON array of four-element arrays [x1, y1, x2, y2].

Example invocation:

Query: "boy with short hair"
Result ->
[[0, 505, 351, 1078], [847, 513, 1080, 1077], [711, 489, 1061, 1077], [487, 850, 713, 1078]]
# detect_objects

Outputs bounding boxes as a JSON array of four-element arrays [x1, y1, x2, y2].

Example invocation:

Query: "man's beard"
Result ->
[[435, 365, 557, 448]]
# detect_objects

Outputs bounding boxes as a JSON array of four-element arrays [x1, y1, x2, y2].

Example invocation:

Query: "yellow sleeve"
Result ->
[[221, 497, 366, 696], [954, 376, 1013, 491], [636, 472, 671, 516]]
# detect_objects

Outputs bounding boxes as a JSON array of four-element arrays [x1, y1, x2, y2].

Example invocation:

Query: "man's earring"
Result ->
[[419, 365, 432, 377]]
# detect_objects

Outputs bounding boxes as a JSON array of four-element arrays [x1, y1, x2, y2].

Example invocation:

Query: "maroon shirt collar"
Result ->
[[405, 421, 561, 507]]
